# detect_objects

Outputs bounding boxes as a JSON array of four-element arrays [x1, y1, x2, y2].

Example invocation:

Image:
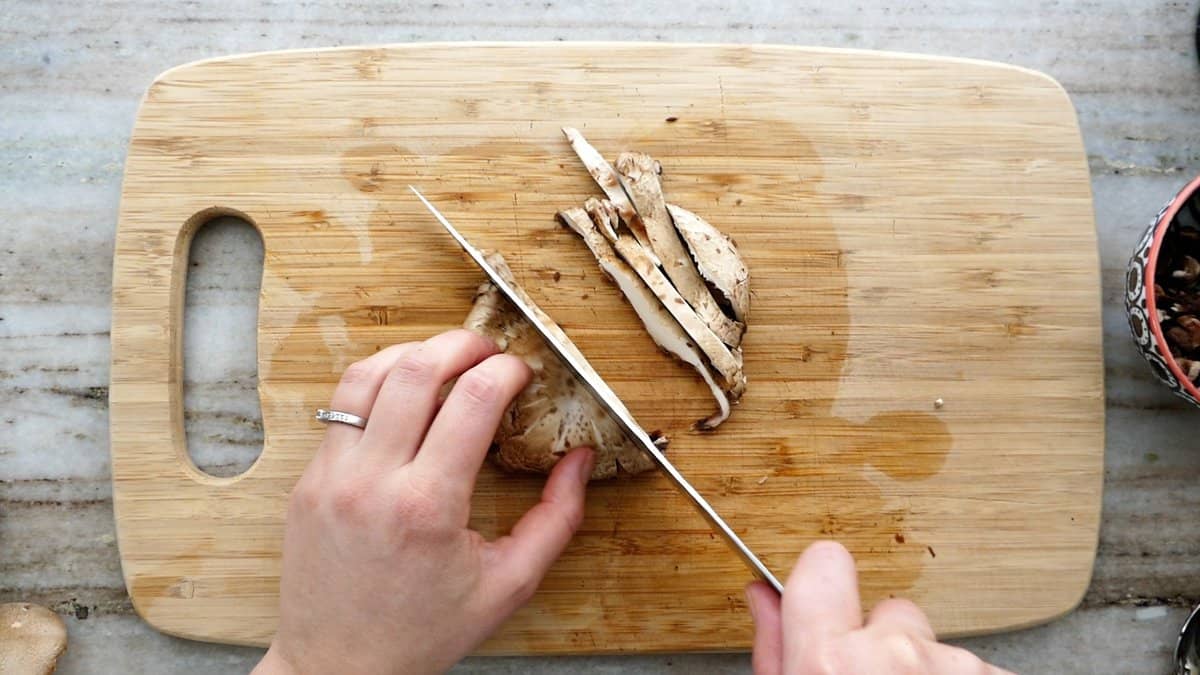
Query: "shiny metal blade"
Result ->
[[410, 185, 783, 594]]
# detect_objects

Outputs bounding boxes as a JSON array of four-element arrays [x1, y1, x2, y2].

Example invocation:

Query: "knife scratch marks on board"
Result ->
[[355, 50, 385, 80]]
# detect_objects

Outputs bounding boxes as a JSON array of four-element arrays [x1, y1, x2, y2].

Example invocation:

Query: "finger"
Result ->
[[781, 540, 862, 670], [745, 581, 783, 675], [321, 343, 419, 451], [487, 447, 594, 610], [868, 597, 936, 642], [927, 643, 1015, 675], [412, 353, 531, 500], [362, 329, 499, 465]]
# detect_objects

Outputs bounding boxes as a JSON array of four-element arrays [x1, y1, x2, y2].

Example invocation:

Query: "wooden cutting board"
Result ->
[[110, 43, 1103, 652]]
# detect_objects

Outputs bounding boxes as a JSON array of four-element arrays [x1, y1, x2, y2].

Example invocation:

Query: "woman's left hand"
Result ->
[[254, 329, 595, 675]]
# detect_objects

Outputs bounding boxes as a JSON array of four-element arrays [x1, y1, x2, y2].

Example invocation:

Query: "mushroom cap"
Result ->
[[0, 603, 68, 675], [463, 253, 659, 479], [666, 203, 751, 322]]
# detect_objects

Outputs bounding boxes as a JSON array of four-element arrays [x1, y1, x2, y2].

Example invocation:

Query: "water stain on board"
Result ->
[[765, 412, 950, 597], [253, 116, 956, 599]]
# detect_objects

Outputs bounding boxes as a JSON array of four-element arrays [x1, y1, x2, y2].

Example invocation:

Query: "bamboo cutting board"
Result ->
[[110, 43, 1103, 652]]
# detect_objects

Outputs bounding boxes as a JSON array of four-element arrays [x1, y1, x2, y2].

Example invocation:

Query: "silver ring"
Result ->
[[315, 408, 368, 429]]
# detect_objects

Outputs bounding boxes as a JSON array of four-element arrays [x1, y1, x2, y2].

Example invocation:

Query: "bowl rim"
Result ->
[[1145, 174, 1200, 400]]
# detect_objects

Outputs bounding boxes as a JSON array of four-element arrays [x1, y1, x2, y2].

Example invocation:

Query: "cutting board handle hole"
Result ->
[[182, 212, 264, 480]]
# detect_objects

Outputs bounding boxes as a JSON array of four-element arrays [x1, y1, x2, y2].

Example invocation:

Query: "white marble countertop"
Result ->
[[3, 1, 1200, 673]]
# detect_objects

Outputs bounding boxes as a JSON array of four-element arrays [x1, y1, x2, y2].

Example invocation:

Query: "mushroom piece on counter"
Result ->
[[463, 130, 754, 479], [579, 198, 746, 400], [0, 603, 68, 675]]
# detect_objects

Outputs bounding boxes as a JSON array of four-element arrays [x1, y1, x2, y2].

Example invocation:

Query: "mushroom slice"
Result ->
[[561, 127, 656, 260], [463, 252, 660, 479], [615, 152, 745, 347], [558, 206, 732, 429], [666, 203, 751, 322], [586, 198, 746, 401], [0, 603, 67, 675]]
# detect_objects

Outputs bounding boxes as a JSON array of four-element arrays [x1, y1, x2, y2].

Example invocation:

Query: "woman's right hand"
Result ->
[[745, 541, 1014, 675]]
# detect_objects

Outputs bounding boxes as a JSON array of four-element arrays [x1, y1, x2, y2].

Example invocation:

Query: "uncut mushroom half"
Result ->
[[464, 252, 665, 480]]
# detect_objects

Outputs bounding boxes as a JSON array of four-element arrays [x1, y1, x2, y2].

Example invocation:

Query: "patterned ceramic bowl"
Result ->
[[1126, 175, 1200, 407]]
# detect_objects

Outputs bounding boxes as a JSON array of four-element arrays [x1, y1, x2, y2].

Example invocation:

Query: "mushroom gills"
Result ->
[[463, 251, 661, 479], [0, 603, 68, 675]]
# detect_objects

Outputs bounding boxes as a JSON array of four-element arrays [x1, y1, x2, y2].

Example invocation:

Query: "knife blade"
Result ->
[[410, 185, 784, 594]]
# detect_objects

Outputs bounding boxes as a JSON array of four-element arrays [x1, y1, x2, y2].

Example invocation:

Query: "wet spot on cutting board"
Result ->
[[762, 409, 950, 597], [323, 117, 937, 603]]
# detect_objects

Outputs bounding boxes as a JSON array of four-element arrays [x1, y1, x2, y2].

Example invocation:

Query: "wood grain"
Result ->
[[109, 43, 1103, 652]]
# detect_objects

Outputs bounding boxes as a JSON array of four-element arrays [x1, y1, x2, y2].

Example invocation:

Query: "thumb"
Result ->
[[488, 447, 594, 606], [746, 581, 783, 675]]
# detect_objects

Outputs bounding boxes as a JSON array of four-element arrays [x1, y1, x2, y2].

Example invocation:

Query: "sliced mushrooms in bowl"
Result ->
[[1126, 174, 1200, 407]]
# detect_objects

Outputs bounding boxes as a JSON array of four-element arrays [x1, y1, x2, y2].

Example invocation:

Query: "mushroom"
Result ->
[[666, 203, 750, 322], [1173, 255, 1200, 285], [558, 206, 733, 429], [561, 127, 657, 263], [584, 198, 746, 401], [1179, 357, 1200, 382], [1168, 315, 1200, 352], [0, 603, 68, 675], [614, 152, 745, 347], [470, 131, 753, 476], [463, 251, 662, 479]]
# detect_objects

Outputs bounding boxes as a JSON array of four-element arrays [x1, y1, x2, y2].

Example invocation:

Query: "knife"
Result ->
[[410, 185, 784, 594]]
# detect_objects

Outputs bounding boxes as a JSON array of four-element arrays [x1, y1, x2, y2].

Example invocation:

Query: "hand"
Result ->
[[745, 541, 1013, 675], [254, 329, 595, 675]]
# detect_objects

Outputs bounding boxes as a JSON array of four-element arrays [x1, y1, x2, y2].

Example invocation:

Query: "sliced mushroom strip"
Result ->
[[463, 251, 660, 479], [585, 198, 746, 401], [561, 127, 656, 260], [558, 206, 732, 429], [615, 152, 745, 347], [666, 203, 750, 322]]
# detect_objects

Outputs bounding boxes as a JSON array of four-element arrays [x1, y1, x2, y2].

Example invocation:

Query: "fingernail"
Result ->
[[744, 586, 758, 622], [576, 448, 595, 484]]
